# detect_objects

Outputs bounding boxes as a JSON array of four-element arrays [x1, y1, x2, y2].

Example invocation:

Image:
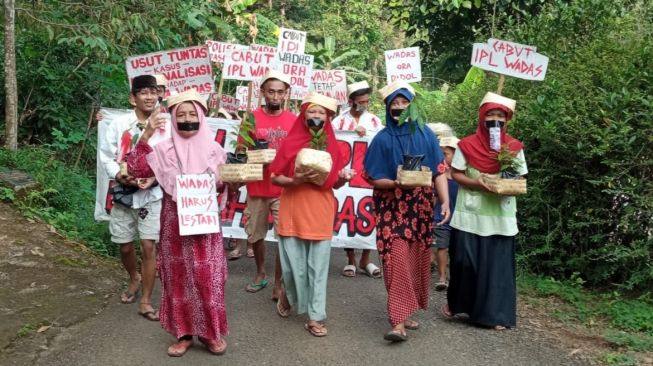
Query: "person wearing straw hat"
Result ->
[[441, 92, 527, 331], [127, 89, 229, 356], [332, 80, 383, 279], [98, 75, 164, 319], [239, 70, 297, 300], [426, 123, 460, 291], [363, 81, 450, 342], [268, 92, 354, 337]]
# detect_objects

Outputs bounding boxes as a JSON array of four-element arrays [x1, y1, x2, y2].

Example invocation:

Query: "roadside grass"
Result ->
[[518, 272, 653, 364]]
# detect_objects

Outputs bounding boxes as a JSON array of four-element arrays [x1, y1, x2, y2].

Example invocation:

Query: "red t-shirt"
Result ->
[[245, 108, 296, 197]]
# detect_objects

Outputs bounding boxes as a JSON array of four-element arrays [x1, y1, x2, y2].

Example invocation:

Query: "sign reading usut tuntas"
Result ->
[[206, 41, 248, 64], [384, 47, 422, 84], [471, 38, 548, 81], [222, 50, 275, 81], [126, 45, 214, 95], [271, 52, 314, 100], [310, 70, 348, 104], [277, 28, 307, 54], [176, 174, 220, 236]]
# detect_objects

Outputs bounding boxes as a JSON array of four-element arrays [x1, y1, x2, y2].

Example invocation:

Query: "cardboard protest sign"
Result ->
[[223, 50, 275, 81], [176, 174, 221, 236], [277, 27, 307, 54], [207, 93, 240, 116], [271, 52, 314, 100], [250, 44, 277, 54], [471, 38, 548, 81], [126, 45, 214, 95], [310, 70, 348, 104], [206, 41, 248, 64], [384, 47, 422, 84], [236, 85, 263, 111]]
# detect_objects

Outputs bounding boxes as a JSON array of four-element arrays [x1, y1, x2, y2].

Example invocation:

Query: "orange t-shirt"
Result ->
[[277, 183, 335, 241]]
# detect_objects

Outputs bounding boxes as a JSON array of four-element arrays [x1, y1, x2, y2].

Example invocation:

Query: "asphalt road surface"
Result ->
[[25, 245, 588, 366]]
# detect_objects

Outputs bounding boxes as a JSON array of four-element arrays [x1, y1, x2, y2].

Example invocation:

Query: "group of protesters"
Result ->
[[98, 67, 527, 356]]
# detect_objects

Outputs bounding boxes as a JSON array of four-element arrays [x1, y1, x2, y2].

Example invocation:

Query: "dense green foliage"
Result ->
[[426, 0, 653, 290]]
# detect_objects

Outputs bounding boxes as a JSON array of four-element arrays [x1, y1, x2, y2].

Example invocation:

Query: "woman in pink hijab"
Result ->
[[128, 90, 228, 357]]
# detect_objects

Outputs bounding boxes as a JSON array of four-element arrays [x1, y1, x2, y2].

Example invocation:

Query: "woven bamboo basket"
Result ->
[[481, 174, 527, 196], [295, 148, 332, 186], [396, 165, 432, 187], [247, 149, 276, 164], [219, 163, 263, 183]]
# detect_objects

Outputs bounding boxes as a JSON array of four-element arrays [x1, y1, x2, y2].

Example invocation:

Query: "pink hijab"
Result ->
[[146, 101, 226, 201]]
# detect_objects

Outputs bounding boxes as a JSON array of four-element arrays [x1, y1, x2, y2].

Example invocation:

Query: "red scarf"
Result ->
[[268, 104, 344, 189], [457, 102, 523, 174]]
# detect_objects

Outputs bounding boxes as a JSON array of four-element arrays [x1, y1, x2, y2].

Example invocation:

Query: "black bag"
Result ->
[[402, 154, 425, 171], [226, 152, 248, 164], [110, 184, 139, 208]]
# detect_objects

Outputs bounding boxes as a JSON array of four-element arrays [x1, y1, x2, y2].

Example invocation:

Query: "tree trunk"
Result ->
[[4, 0, 18, 150]]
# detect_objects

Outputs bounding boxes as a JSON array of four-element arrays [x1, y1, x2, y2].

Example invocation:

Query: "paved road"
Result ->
[[19, 246, 587, 366]]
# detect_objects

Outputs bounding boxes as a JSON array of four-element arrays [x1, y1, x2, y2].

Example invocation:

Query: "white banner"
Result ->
[[471, 38, 548, 81], [384, 47, 422, 84], [97, 111, 377, 250], [125, 46, 214, 95]]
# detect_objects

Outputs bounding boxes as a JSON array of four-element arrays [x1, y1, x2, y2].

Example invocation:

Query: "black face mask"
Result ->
[[177, 122, 200, 131], [485, 120, 506, 129], [266, 103, 281, 111], [390, 108, 405, 118], [158, 96, 164, 104], [306, 118, 325, 129]]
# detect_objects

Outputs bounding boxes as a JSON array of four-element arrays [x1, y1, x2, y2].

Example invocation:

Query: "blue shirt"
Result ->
[[434, 177, 458, 230]]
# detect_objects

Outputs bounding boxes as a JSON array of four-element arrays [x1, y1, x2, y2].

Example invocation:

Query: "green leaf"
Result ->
[[462, 1, 472, 9]]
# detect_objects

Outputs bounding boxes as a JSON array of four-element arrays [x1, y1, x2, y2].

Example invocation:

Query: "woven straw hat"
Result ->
[[378, 81, 415, 101], [260, 69, 291, 87], [166, 89, 208, 112], [301, 92, 338, 113], [480, 92, 516, 112]]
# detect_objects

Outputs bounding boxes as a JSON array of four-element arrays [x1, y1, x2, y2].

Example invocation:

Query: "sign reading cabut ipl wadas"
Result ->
[[471, 38, 549, 81]]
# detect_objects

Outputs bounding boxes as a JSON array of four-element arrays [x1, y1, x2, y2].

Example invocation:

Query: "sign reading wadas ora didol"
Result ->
[[271, 52, 314, 100], [126, 45, 214, 95], [384, 47, 422, 84], [176, 174, 221, 236], [277, 27, 307, 54], [471, 38, 549, 81]]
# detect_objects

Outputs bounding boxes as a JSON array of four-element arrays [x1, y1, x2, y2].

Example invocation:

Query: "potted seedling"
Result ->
[[295, 121, 333, 186], [480, 144, 527, 195], [220, 114, 263, 183]]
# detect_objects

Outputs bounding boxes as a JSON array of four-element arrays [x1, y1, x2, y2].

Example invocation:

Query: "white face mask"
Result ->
[[489, 127, 501, 151]]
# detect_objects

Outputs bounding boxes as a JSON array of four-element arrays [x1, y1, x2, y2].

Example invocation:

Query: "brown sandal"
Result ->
[[167, 339, 193, 357], [304, 322, 328, 337], [198, 337, 227, 355]]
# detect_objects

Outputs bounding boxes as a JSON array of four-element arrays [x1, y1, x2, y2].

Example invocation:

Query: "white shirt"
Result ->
[[98, 110, 167, 208], [332, 109, 383, 133]]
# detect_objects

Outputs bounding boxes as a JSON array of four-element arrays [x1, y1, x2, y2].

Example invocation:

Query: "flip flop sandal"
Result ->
[[167, 339, 193, 357], [120, 288, 140, 304], [246, 248, 255, 258], [227, 248, 242, 261], [383, 330, 407, 342], [304, 323, 328, 337], [276, 298, 291, 318], [245, 279, 269, 293], [342, 264, 356, 277], [361, 263, 382, 278], [138, 310, 160, 321], [440, 304, 453, 319], [435, 280, 448, 291], [404, 319, 420, 330], [198, 337, 227, 355]]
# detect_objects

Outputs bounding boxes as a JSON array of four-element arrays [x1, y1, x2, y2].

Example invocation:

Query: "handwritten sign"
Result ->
[[272, 52, 314, 100], [126, 46, 214, 95], [236, 85, 263, 111], [223, 50, 275, 81], [176, 174, 220, 236], [471, 38, 548, 81], [384, 47, 422, 84], [207, 94, 240, 116], [277, 27, 307, 54], [206, 41, 248, 64], [310, 70, 348, 104], [250, 44, 277, 55]]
